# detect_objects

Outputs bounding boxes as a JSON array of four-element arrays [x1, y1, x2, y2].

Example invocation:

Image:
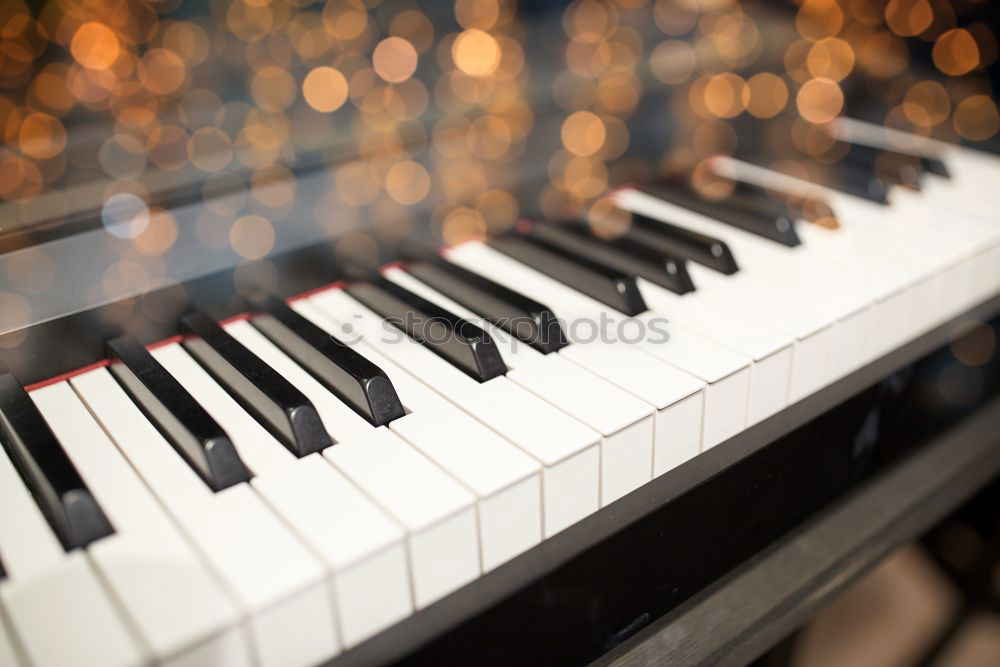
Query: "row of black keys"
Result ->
[[0, 136, 943, 556]]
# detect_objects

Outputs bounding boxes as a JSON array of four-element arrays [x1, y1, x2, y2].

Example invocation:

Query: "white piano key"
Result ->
[[973, 243, 1000, 305], [29, 382, 248, 667], [0, 453, 64, 580], [0, 611, 23, 667], [228, 315, 544, 573], [941, 146, 1000, 215], [71, 368, 337, 667], [301, 293, 602, 537], [636, 183, 926, 371], [0, 438, 145, 667], [323, 427, 480, 608], [445, 242, 752, 447]]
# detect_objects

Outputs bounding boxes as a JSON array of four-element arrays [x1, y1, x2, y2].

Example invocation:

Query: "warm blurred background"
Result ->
[[0, 0, 998, 256]]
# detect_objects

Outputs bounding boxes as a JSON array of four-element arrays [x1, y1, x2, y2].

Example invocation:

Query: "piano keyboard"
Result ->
[[1, 125, 1000, 667]]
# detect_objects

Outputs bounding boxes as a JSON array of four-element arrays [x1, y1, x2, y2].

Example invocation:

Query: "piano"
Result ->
[[0, 0, 998, 665]]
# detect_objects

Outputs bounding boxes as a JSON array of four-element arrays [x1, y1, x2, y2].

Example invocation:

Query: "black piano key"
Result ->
[[920, 155, 950, 178], [490, 232, 648, 316], [617, 209, 740, 275], [107, 336, 252, 492], [733, 146, 891, 204], [521, 219, 696, 294], [834, 140, 923, 189], [812, 161, 891, 204], [732, 180, 840, 229], [346, 277, 508, 382], [180, 311, 331, 458], [244, 292, 406, 426], [640, 181, 802, 247], [0, 371, 114, 550], [403, 259, 569, 354]]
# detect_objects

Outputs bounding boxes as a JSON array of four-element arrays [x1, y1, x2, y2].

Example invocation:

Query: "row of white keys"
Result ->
[[787, 223, 924, 356], [301, 290, 604, 537], [833, 193, 980, 335], [0, 425, 143, 667], [0, 610, 21, 667], [614, 187, 864, 395], [816, 179, 985, 333], [830, 121, 1000, 310], [678, 224, 878, 373], [30, 381, 250, 667], [714, 157, 940, 355], [445, 242, 753, 448], [634, 281, 794, 425], [621, 180, 991, 366], [744, 178, 992, 342], [71, 366, 336, 667], [918, 186, 1000, 309], [823, 188, 976, 317], [375, 269, 659, 505], [631, 188, 900, 364], [226, 316, 504, 605], [890, 181, 1000, 315], [715, 156, 998, 346], [323, 426, 480, 611], [382, 266, 706, 485]]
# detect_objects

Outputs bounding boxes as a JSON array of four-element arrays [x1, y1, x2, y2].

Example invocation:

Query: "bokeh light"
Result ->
[[373, 37, 419, 83], [302, 67, 349, 113], [70, 22, 120, 70], [796, 77, 844, 124], [452, 29, 501, 77], [0, 0, 992, 288]]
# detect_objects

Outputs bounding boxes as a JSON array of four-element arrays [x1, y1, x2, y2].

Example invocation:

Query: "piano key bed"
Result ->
[[0, 134, 999, 666]]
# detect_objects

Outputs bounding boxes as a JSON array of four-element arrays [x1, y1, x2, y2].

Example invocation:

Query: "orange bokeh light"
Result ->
[[70, 22, 120, 70]]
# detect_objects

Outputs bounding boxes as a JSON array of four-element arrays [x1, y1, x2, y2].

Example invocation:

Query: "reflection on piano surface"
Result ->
[[0, 0, 999, 665]]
